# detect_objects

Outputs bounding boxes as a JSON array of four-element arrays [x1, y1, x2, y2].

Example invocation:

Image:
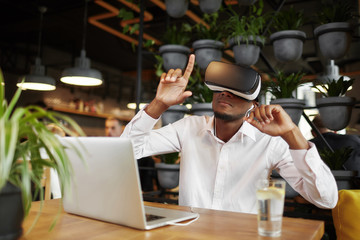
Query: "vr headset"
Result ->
[[204, 61, 261, 101]]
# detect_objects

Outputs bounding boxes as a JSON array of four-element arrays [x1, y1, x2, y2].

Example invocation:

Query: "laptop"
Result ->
[[60, 137, 199, 230]]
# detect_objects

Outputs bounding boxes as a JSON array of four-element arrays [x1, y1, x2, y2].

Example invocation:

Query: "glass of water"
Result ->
[[256, 178, 286, 237]]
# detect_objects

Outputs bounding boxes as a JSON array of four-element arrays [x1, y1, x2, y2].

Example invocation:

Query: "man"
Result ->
[[105, 117, 123, 137], [310, 114, 360, 172], [121, 54, 338, 214]]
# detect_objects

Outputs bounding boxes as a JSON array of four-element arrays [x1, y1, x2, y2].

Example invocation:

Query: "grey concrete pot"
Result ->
[[316, 96, 355, 131], [159, 44, 191, 72], [161, 105, 188, 126], [229, 36, 263, 66], [270, 30, 306, 62], [190, 103, 213, 116], [155, 163, 180, 189], [199, 0, 222, 14], [332, 170, 358, 190], [314, 22, 352, 60], [192, 39, 224, 70], [270, 98, 305, 125], [165, 0, 188, 18], [0, 182, 24, 240], [271, 170, 299, 198]]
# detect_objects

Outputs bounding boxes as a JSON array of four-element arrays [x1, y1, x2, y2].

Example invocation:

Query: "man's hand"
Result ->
[[157, 54, 195, 107], [245, 104, 309, 149], [145, 54, 195, 119]]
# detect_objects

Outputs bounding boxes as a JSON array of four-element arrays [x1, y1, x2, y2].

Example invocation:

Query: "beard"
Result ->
[[214, 111, 245, 121]]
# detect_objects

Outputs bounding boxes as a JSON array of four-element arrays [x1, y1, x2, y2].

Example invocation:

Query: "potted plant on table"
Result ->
[[0, 70, 84, 239], [224, 0, 267, 66], [262, 70, 306, 125], [192, 12, 225, 70], [313, 0, 354, 60], [313, 76, 355, 131], [269, 6, 307, 62]]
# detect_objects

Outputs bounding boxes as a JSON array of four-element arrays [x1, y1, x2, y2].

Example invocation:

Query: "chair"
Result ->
[[332, 190, 360, 240], [40, 167, 51, 200]]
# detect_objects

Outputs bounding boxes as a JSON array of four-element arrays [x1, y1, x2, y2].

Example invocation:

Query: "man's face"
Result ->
[[212, 91, 253, 121], [105, 120, 122, 137]]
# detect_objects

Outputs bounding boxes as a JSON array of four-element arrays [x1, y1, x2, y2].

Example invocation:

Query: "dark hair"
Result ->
[[106, 117, 122, 125], [312, 115, 326, 129]]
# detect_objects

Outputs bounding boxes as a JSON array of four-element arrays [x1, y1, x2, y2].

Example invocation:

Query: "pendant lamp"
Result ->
[[17, 6, 56, 91], [60, 0, 103, 86]]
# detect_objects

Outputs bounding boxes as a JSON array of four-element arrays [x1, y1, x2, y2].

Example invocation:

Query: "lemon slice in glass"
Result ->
[[256, 187, 285, 200]]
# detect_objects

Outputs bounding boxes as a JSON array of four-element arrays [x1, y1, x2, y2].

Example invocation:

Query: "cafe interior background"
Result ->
[[0, 0, 360, 138]]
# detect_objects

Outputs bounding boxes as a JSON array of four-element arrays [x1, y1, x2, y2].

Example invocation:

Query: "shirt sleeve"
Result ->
[[276, 141, 338, 209], [120, 108, 181, 159]]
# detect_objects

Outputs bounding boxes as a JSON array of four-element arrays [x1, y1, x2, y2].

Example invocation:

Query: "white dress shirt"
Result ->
[[121, 109, 338, 214]]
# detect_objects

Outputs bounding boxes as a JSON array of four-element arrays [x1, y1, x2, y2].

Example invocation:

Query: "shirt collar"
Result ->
[[205, 116, 257, 142]]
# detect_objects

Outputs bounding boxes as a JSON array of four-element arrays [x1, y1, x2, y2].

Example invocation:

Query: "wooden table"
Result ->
[[20, 199, 324, 240]]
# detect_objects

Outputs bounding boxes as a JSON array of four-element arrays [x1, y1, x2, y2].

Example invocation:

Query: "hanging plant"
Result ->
[[263, 70, 306, 99], [312, 76, 354, 97]]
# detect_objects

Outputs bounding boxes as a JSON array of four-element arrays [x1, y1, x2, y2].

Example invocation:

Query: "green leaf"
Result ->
[[0, 67, 86, 226], [129, 23, 139, 35], [118, 8, 134, 21], [263, 70, 305, 99], [319, 147, 353, 170], [313, 76, 354, 97]]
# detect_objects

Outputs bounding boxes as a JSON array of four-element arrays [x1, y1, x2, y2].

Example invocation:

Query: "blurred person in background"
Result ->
[[310, 114, 360, 172], [105, 117, 123, 137]]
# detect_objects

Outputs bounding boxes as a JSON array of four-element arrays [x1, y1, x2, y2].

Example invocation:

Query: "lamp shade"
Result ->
[[60, 50, 103, 86], [17, 57, 56, 91]]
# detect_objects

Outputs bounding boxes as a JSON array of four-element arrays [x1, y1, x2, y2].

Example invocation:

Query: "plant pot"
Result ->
[[159, 44, 191, 72], [161, 105, 188, 126], [314, 22, 352, 60], [198, 0, 222, 14], [270, 98, 305, 125], [190, 103, 213, 116], [270, 30, 306, 62], [271, 170, 299, 198], [165, 0, 188, 18], [192, 39, 224, 70], [316, 96, 355, 131], [331, 170, 358, 190], [0, 182, 24, 240], [229, 36, 264, 66], [155, 163, 180, 189]]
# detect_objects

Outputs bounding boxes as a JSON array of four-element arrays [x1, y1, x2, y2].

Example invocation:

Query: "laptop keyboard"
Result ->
[[146, 214, 165, 222]]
